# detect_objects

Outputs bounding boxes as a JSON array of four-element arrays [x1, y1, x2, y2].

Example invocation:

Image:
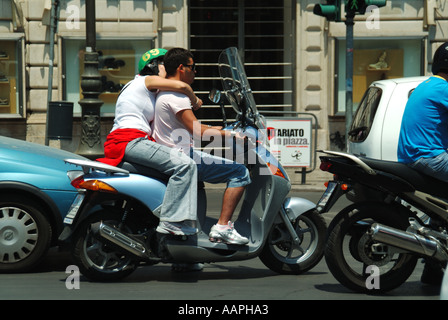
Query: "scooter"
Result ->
[[58, 47, 326, 282], [317, 150, 448, 293]]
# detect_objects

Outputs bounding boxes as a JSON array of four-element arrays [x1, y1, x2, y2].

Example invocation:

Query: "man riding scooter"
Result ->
[[153, 47, 251, 245]]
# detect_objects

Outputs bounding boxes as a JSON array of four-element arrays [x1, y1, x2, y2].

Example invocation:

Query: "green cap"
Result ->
[[138, 48, 168, 73]]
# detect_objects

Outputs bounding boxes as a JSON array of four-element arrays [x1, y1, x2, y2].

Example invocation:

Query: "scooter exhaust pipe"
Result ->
[[370, 223, 448, 262], [90, 221, 150, 259]]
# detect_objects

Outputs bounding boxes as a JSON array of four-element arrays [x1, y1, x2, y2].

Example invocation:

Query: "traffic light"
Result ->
[[313, 0, 341, 22], [346, 0, 387, 15], [361, 0, 387, 13]]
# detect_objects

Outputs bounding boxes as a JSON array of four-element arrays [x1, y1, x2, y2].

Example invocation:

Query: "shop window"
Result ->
[[335, 38, 423, 115], [0, 39, 23, 116], [63, 38, 154, 115]]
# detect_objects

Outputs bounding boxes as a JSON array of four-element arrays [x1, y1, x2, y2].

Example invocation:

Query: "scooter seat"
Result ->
[[360, 156, 448, 198], [117, 161, 205, 189], [118, 161, 170, 182]]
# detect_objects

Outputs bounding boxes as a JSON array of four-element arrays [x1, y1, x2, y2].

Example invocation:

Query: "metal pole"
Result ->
[[238, 0, 245, 60], [345, 13, 354, 148], [85, 0, 96, 50], [45, 0, 59, 146], [76, 0, 104, 158]]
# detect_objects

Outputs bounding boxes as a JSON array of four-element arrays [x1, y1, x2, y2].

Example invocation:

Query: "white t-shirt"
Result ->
[[111, 75, 157, 135], [153, 91, 192, 153]]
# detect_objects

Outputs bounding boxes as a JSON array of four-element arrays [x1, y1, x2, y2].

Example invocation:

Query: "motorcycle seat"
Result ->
[[360, 157, 448, 198]]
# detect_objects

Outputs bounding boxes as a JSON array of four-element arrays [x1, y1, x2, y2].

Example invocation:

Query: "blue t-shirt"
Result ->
[[397, 76, 448, 163]]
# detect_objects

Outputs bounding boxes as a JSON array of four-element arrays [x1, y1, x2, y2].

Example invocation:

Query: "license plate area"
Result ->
[[64, 193, 85, 224], [316, 181, 338, 213]]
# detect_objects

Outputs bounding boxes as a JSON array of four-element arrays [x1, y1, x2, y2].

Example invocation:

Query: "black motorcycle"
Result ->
[[316, 150, 448, 293]]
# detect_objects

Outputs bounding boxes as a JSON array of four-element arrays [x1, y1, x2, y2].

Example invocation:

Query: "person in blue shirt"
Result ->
[[398, 42, 448, 181], [397, 42, 448, 285]]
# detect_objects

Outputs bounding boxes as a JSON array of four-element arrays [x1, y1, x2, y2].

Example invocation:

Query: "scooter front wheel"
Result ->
[[259, 209, 326, 274], [71, 210, 139, 282]]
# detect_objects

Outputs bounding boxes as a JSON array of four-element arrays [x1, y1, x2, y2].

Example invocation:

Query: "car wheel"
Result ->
[[0, 197, 52, 272]]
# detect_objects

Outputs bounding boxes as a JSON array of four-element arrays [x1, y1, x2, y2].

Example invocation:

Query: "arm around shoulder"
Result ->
[[145, 76, 202, 109]]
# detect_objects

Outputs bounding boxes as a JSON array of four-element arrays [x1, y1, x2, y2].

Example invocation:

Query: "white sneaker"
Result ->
[[156, 221, 197, 236], [209, 221, 249, 245]]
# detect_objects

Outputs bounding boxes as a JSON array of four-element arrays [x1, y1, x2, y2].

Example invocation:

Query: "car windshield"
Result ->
[[349, 87, 382, 142]]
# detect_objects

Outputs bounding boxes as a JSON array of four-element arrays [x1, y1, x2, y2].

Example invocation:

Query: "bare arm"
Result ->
[[145, 76, 203, 110]]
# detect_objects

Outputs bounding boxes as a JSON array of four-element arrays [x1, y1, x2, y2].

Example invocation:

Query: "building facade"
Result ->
[[0, 0, 446, 182]]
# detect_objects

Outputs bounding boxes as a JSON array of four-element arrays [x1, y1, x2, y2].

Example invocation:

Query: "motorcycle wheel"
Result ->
[[325, 201, 418, 293], [72, 210, 139, 282], [259, 209, 327, 274]]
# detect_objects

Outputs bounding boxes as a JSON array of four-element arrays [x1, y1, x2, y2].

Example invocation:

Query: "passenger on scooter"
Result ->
[[397, 41, 448, 284], [97, 48, 202, 236], [152, 47, 251, 245]]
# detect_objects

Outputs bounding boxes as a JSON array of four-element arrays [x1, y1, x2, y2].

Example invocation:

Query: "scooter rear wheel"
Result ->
[[72, 210, 139, 282], [259, 209, 327, 274]]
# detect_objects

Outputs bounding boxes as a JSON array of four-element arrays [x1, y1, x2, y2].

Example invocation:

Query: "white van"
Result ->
[[347, 76, 429, 161]]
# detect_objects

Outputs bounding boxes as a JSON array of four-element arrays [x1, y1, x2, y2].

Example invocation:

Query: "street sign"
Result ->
[[266, 118, 312, 167]]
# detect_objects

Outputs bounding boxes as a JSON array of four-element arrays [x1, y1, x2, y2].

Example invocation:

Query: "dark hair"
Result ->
[[432, 42, 448, 75], [140, 57, 164, 76], [163, 48, 194, 77]]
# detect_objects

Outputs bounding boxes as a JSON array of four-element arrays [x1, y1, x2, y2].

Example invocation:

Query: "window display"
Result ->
[[63, 39, 154, 115], [79, 49, 136, 104], [0, 40, 22, 115], [353, 48, 403, 103], [335, 38, 423, 115]]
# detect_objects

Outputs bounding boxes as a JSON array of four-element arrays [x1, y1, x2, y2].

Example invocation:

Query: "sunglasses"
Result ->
[[184, 63, 196, 72]]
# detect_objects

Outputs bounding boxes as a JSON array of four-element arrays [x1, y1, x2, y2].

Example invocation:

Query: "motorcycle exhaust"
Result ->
[[90, 221, 151, 259], [370, 223, 448, 262]]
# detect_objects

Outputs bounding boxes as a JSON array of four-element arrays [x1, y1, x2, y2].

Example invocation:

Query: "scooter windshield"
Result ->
[[218, 47, 260, 125]]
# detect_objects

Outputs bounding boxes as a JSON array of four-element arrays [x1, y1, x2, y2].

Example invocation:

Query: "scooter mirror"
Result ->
[[209, 89, 221, 104]]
